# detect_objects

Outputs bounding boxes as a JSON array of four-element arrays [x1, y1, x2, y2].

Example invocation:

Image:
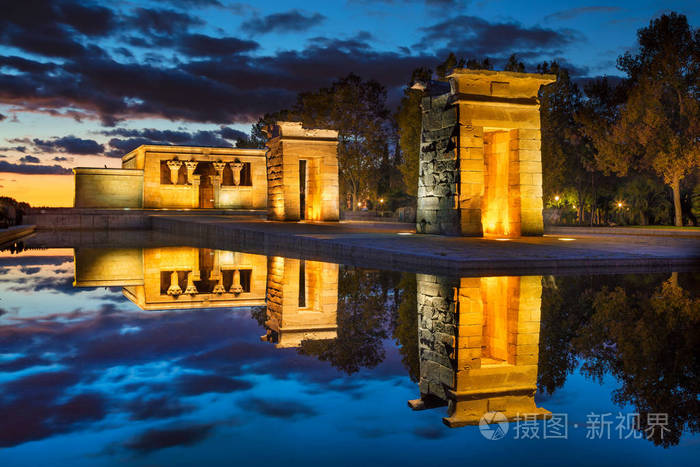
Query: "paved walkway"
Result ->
[[151, 215, 700, 276]]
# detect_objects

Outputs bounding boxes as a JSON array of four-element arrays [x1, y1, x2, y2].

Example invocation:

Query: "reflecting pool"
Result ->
[[0, 243, 698, 466]]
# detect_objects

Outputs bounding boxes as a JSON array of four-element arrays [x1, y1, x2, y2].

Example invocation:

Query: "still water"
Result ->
[[0, 244, 698, 466]]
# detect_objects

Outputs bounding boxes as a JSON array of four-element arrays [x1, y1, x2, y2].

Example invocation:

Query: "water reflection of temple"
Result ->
[[261, 257, 338, 348], [73, 247, 337, 345], [409, 275, 549, 427]]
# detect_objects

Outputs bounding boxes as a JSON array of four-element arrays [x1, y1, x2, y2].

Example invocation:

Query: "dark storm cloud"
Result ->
[[415, 15, 580, 58], [31, 136, 105, 155], [0, 55, 58, 74], [19, 155, 40, 163], [241, 10, 326, 34], [240, 397, 318, 419], [124, 423, 214, 454], [177, 33, 259, 57], [0, 160, 71, 175], [545, 6, 622, 22], [0, 113, 5, 121]]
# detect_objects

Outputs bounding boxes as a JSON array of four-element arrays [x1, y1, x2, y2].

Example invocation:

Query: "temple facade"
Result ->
[[409, 274, 549, 426], [74, 145, 267, 209], [417, 69, 555, 237]]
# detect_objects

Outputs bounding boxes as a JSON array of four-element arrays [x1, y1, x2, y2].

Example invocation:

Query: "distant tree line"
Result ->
[[239, 12, 698, 224]]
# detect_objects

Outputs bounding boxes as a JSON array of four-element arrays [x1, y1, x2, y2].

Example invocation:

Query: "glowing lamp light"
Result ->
[[379, 198, 384, 203], [397, 232, 413, 236], [357, 202, 362, 207], [554, 195, 560, 201], [617, 202, 623, 208]]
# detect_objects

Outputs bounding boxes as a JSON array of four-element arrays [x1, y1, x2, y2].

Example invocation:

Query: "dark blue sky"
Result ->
[[0, 0, 697, 202]]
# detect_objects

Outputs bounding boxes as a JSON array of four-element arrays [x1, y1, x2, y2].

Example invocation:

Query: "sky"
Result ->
[[0, 0, 697, 206]]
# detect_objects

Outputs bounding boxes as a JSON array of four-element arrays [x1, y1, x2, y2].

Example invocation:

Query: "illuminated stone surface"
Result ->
[[73, 247, 267, 310], [262, 256, 338, 348], [409, 274, 550, 426], [417, 70, 556, 237], [74, 145, 267, 209], [265, 122, 340, 222]]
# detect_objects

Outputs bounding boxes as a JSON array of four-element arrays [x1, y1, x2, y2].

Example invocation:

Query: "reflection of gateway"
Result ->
[[73, 247, 338, 347], [409, 275, 550, 427]]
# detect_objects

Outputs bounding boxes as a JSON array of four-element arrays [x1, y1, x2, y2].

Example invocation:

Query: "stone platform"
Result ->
[[147, 215, 700, 276]]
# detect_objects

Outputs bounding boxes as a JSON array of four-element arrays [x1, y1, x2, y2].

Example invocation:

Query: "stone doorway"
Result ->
[[196, 162, 215, 208], [264, 122, 340, 222], [299, 159, 307, 220]]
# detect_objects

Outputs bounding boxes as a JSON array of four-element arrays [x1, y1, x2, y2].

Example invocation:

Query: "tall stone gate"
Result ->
[[265, 122, 340, 222], [417, 69, 555, 237]]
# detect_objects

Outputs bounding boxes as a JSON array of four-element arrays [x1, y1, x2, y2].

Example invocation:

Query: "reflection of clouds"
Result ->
[[240, 398, 317, 420], [412, 425, 450, 440], [176, 373, 254, 396], [123, 423, 215, 454], [125, 396, 193, 421]]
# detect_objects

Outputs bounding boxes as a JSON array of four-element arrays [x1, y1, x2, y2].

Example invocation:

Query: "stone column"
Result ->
[[167, 160, 182, 185], [184, 271, 198, 295], [212, 161, 226, 179], [230, 161, 244, 186], [184, 161, 198, 184], [211, 175, 222, 208], [229, 269, 243, 294], [211, 251, 225, 294], [458, 123, 485, 236], [190, 174, 201, 208], [510, 129, 544, 236], [166, 271, 182, 296]]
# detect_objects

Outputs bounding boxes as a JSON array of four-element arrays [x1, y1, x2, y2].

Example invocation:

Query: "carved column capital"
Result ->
[[212, 161, 226, 178], [167, 160, 182, 185], [230, 161, 244, 186]]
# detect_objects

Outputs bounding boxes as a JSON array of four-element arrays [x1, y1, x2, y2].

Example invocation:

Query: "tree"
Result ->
[[291, 74, 391, 210], [586, 13, 699, 226], [574, 276, 700, 446], [505, 54, 525, 72], [539, 61, 599, 223], [396, 67, 432, 197]]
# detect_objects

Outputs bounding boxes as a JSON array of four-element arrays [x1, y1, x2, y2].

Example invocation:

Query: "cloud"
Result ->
[[240, 397, 318, 419], [53, 156, 70, 162], [177, 34, 259, 57], [0, 160, 71, 174], [414, 15, 581, 58], [127, 8, 204, 36], [126, 396, 192, 421], [124, 423, 214, 454], [31, 136, 104, 155], [241, 10, 326, 34], [0, 113, 5, 121], [101, 127, 248, 157], [545, 6, 622, 22], [19, 155, 40, 163], [176, 374, 254, 396]]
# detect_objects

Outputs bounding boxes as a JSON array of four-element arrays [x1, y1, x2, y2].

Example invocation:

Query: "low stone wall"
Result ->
[[74, 168, 143, 208]]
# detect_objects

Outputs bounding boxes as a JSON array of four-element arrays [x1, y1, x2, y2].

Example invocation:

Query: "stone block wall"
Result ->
[[74, 168, 143, 208], [416, 93, 460, 235], [265, 122, 339, 222], [416, 70, 555, 237]]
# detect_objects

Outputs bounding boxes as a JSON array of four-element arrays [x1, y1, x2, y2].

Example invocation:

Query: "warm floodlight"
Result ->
[[617, 202, 623, 208], [554, 195, 560, 201]]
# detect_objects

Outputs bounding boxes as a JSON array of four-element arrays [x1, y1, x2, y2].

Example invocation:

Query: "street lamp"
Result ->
[[554, 195, 560, 202]]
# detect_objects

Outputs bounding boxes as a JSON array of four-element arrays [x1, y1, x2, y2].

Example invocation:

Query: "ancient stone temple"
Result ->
[[73, 247, 268, 310], [264, 122, 340, 222], [409, 274, 549, 427], [261, 256, 338, 347], [417, 69, 556, 236], [74, 146, 267, 209]]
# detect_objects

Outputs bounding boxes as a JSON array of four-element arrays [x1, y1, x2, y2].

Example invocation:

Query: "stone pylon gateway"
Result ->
[[264, 122, 340, 222], [417, 69, 556, 237]]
